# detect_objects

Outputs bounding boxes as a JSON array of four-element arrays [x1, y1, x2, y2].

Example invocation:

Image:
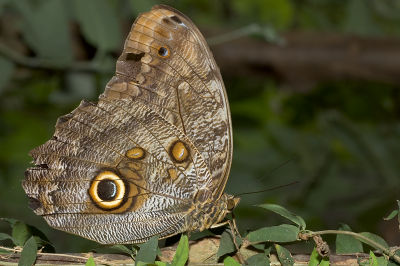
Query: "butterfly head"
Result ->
[[226, 194, 240, 213]]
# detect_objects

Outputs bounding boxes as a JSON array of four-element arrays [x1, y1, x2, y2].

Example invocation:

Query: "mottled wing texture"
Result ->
[[22, 5, 232, 244], [112, 5, 232, 196]]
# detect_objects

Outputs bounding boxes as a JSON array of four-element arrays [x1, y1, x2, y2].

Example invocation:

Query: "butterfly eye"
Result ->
[[89, 171, 126, 210], [157, 46, 170, 58]]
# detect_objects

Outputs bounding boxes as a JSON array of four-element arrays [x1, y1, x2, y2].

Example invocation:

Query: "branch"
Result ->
[[211, 32, 400, 90], [0, 237, 397, 265], [0, 42, 112, 73]]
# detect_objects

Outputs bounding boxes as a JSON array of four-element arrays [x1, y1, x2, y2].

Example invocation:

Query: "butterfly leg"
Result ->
[[228, 219, 245, 264]]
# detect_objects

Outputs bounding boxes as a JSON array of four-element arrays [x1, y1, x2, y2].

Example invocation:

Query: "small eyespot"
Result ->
[[126, 147, 145, 159], [158, 46, 170, 58], [170, 140, 189, 163], [89, 171, 126, 210], [170, 15, 182, 24]]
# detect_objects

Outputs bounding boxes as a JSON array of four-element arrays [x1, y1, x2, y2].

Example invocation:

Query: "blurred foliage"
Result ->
[[0, 0, 399, 253]]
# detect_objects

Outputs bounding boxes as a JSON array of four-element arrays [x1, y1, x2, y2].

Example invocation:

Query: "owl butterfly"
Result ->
[[23, 5, 238, 244]]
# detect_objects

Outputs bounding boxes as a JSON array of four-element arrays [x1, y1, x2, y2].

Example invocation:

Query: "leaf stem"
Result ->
[[308, 230, 400, 264]]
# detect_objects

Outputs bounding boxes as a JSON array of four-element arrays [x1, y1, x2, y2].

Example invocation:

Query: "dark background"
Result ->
[[0, 0, 399, 252]]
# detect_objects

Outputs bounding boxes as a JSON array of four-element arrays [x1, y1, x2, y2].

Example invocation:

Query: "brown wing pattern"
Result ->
[[108, 5, 233, 197], [22, 5, 232, 244]]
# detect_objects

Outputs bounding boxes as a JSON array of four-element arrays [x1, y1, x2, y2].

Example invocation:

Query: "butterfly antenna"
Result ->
[[258, 156, 298, 181], [235, 180, 300, 197]]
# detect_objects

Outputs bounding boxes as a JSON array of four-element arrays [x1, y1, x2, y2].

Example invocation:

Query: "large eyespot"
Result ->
[[157, 46, 170, 58], [89, 171, 126, 210]]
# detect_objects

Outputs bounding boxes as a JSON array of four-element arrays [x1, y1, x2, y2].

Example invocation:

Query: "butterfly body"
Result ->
[[23, 5, 236, 244]]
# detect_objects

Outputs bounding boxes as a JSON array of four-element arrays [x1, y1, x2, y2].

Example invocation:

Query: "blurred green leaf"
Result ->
[[246, 253, 270, 266], [336, 224, 363, 254], [384, 209, 398, 221], [50, 72, 96, 104], [0, 56, 15, 94], [275, 244, 294, 266], [130, 0, 159, 16], [72, 0, 122, 52], [344, 0, 380, 36], [12, 0, 72, 61], [171, 235, 188, 266], [18, 236, 37, 266], [247, 224, 299, 243], [136, 235, 158, 265], [0, 0, 11, 14], [233, 0, 293, 29], [223, 256, 240, 266], [257, 204, 306, 229], [1, 218, 17, 226], [0, 232, 13, 241]]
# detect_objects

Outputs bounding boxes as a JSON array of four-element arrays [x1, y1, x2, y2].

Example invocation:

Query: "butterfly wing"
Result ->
[[111, 5, 233, 196], [23, 5, 232, 244]]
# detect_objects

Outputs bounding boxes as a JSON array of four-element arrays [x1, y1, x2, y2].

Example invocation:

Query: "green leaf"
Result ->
[[223, 256, 241, 266], [12, 0, 72, 61], [1, 218, 18, 226], [171, 235, 188, 266], [246, 253, 270, 266], [189, 230, 215, 241], [217, 231, 237, 258], [319, 257, 329, 266], [155, 261, 168, 266], [110, 244, 134, 255], [72, 0, 122, 52], [12, 221, 31, 247], [257, 204, 306, 229], [336, 224, 363, 254], [359, 232, 389, 249], [18, 236, 37, 266], [369, 251, 379, 266], [247, 224, 299, 243], [275, 244, 294, 266], [384, 210, 399, 221], [0, 232, 13, 241], [85, 256, 96, 266], [376, 256, 388, 266], [308, 248, 319, 266], [0, 56, 14, 93], [135, 235, 159, 265], [398, 200, 400, 225]]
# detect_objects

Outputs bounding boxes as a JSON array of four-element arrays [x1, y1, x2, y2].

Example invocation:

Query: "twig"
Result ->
[[206, 23, 284, 46], [309, 230, 400, 264]]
